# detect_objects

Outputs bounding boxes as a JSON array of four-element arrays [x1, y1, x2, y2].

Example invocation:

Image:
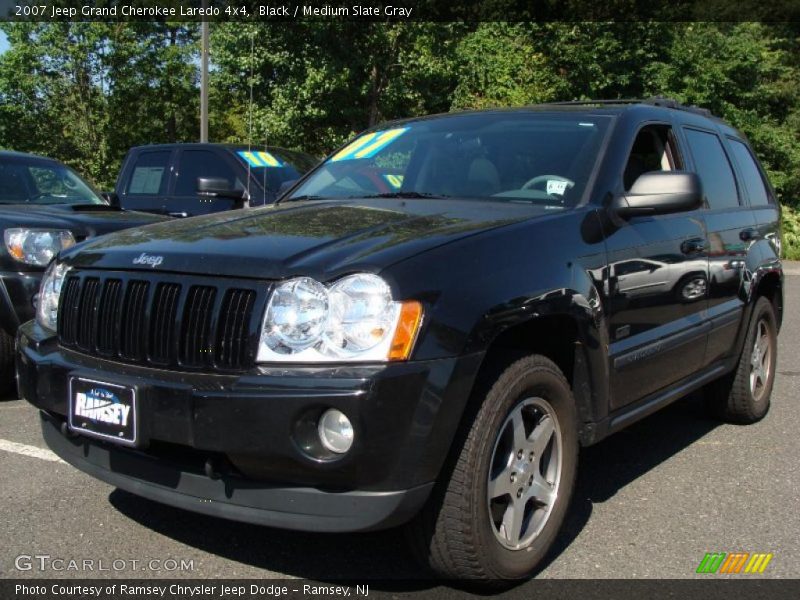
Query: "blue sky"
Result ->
[[0, 31, 7, 54]]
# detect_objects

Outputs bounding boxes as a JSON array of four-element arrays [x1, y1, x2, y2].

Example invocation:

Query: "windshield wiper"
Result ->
[[279, 194, 327, 204], [359, 191, 450, 199]]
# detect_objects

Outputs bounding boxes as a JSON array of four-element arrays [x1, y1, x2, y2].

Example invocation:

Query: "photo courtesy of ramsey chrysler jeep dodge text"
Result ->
[[17, 99, 782, 582]]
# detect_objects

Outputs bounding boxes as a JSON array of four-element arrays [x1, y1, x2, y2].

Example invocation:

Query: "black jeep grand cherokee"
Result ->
[[18, 100, 782, 581]]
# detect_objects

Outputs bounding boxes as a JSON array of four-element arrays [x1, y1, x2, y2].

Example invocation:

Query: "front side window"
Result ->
[[729, 139, 771, 206], [290, 112, 614, 208], [174, 150, 244, 196], [0, 159, 103, 205], [623, 125, 681, 190], [127, 151, 171, 196], [684, 129, 740, 209]]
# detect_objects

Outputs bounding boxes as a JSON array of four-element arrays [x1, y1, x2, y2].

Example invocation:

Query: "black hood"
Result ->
[[61, 199, 548, 280]]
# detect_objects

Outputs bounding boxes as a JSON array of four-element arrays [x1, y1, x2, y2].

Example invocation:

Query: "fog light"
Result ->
[[318, 409, 354, 454]]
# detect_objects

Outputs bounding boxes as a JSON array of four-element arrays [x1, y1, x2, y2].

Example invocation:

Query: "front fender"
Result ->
[[384, 209, 610, 438]]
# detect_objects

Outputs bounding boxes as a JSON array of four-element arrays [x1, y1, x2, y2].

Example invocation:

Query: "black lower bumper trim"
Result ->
[[41, 413, 433, 533]]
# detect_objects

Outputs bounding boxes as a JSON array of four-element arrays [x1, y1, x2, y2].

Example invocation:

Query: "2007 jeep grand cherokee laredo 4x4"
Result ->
[[18, 99, 783, 581]]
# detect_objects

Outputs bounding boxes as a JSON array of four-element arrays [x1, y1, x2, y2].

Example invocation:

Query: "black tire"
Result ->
[[406, 355, 578, 582], [0, 329, 15, 398], [706, 296, 777, 423]]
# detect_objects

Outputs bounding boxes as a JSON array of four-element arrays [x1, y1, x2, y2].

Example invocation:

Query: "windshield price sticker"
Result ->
[[331, 128, 409, 162], [546, 180, 569, 195]]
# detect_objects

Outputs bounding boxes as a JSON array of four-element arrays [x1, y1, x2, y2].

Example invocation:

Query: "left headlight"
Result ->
[[4, 228, 76, 266], [258, 274, 423, 363], [36, 261, 70, 332]]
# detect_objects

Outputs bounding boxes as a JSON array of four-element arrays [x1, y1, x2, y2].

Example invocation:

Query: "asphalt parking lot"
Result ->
[[1, 270, 798, 584]]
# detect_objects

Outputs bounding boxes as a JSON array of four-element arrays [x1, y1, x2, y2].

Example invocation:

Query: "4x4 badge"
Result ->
[[132, 252, 164, 268]]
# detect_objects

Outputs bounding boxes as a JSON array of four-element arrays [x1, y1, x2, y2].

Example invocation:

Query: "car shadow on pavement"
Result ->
[[108, 393, 721, 588], [535, 392, 721, 574]]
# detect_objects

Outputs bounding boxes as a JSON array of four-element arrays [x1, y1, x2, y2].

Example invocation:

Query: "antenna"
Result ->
[[245, 27, 255, 207], [268, 127, 277, 206]]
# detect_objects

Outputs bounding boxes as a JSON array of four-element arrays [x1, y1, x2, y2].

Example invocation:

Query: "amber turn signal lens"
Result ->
[[388, 300, 423, 361]]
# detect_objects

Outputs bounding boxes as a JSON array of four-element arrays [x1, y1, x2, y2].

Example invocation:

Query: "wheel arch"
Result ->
[[464, 289, 609, 445]]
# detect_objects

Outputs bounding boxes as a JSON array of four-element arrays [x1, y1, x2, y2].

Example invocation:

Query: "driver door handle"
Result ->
[[681, 237, 706, 255]]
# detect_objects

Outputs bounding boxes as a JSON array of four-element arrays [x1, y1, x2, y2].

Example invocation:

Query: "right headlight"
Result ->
[[257, 274, 422, 363], [36, 261, 70, 332]]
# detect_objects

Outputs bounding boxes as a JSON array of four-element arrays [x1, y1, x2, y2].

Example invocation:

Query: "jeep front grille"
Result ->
[[58, 272, 264, 372]]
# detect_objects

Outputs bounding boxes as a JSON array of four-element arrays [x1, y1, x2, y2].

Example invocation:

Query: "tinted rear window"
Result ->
[[684, 129, 740, 210], [729, 139, 771, 206]]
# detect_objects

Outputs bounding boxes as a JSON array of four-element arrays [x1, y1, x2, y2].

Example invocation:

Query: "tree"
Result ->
[[209, 22, 462, 154], [0, 22, 199, 188]]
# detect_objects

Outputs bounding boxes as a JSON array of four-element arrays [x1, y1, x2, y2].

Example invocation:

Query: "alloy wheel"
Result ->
[[487, 397, 562, 551], [749, 318, 773, 402]]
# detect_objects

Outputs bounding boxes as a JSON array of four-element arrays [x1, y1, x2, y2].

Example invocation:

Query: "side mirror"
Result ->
[[101, 191, 120, 208], [197, 177, 245, 200], [612, 171, 702, 219]]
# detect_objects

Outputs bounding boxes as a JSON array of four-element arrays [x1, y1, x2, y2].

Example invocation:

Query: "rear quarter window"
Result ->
[[728, 139, 772, 206], [683, 128, 740, 210]]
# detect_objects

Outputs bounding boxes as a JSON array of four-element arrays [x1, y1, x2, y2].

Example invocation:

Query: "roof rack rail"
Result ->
[[543, 97, 713, 117], [544, 99, 643, 106], [643, 96, 713, 117]]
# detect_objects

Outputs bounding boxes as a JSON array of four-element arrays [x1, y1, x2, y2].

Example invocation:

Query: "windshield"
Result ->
[[0, 158, 105, 205], [289, 112, 613, 208]]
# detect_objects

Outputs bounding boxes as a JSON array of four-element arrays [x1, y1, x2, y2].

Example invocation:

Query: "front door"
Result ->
[[170, 149, 247, 216], [604, 124, 709, 410]]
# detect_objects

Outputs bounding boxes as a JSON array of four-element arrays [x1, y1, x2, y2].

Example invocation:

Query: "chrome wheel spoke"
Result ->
[[501, 497, 527, 546], [528, 475, 555, 506], [488, 470, 514, 500], [511, 410, 528, 451], [529, 415, 554, 457]]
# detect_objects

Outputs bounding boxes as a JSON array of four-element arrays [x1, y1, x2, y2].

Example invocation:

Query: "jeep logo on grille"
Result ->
[[132, 252, 164, 268]]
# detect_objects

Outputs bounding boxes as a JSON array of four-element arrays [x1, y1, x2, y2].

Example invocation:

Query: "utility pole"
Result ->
[[200, 4, 209, 143]]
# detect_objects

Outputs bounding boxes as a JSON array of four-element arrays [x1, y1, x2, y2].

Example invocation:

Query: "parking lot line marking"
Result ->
[[0, 439, 65, 463]]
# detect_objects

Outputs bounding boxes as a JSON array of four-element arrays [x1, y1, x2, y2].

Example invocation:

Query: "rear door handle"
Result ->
[[740, 228, 761, 241], [168, 212, 190, 218], [681, 238, 706, 255]]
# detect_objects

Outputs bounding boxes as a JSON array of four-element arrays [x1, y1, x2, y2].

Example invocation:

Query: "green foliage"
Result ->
[[0, 21, 198, 188], [781, 204, 800, 260], [644, 22, 800, 203], [0, 20, 799, 246]]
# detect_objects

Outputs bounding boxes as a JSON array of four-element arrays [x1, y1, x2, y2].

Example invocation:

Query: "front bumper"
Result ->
[[18, 321, 482, 531]]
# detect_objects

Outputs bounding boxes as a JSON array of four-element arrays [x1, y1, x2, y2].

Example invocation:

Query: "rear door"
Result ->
[[726, 136, 781, 252], [604, 122, 709, 409], [118, 149, 175, 215], [679, 126, 756, 366]]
